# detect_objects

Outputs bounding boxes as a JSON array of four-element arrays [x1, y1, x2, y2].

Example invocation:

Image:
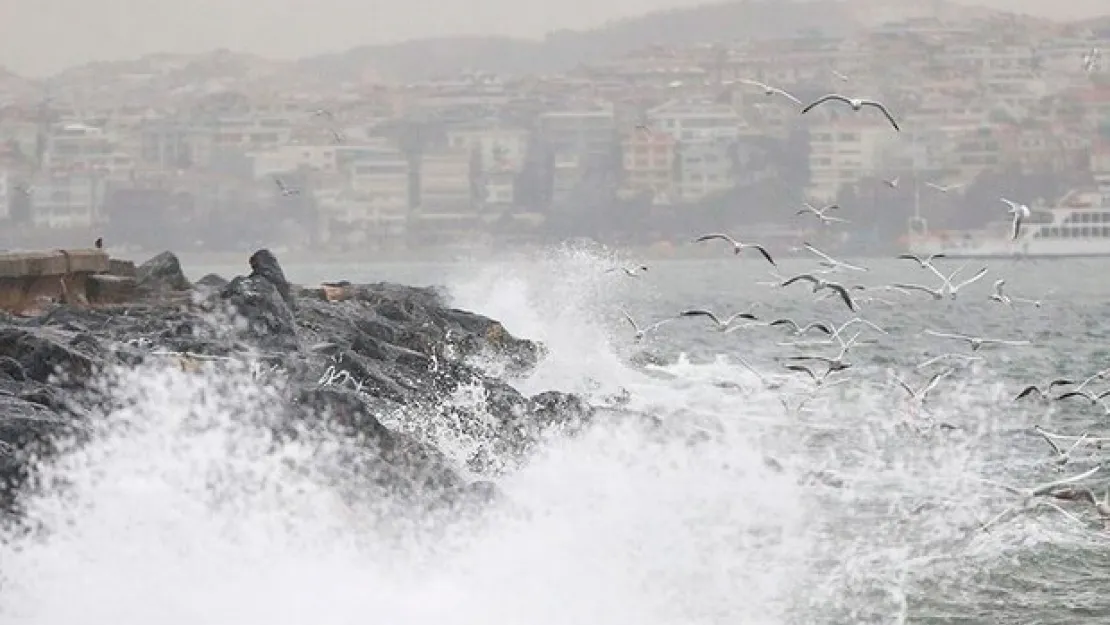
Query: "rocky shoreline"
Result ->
[[0, 249, 594, 521]]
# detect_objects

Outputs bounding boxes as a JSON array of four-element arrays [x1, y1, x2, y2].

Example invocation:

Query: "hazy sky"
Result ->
[[1, 0, 1105, 77]]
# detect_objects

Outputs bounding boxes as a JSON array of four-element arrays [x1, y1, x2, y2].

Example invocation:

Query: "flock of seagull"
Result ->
[[611, 242, 1110, 535]]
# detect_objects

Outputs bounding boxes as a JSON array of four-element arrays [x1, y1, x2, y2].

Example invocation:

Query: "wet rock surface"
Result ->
[[0, 249, 595, 518]]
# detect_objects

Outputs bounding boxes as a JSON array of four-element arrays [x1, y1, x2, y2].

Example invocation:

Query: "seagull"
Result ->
[[893, 266, 988, 300], [694, 233, 776, 266], [830, 69, 850, 82], [802, 242, 868, 272], [800, 94, 900, 131], [1033, 425, 1088, 468], [274, 178, 300, 196], [897, 252, 947, 268], [892, 368, 952, 406], [882, 176, 899, 189], [989, 279, 1011, 306], [768, 319, 833, 337], [1015, 379, 1075, 401], [924, 329, 1030, 351], [678, 309, 759, 331], [621, 310, 673, 341], [739, 79, 802, 105], [781, 274, 857, 312], [311, 108, 334, 119], [14, 183, 32, 196], [981, 466, 1101, 530], [94, 237, 103, 250], [1083, 48, 1101, 73], [1001, 198, 1031, 240], [926, 182, 963, 193], [635, 123, 652, 135], [606, 265, 649, 277], [329, 129, 345, 144], [796, 203, 848, 225]]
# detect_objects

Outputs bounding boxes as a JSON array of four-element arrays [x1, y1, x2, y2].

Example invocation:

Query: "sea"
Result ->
[[2, 243, 1110, 624]]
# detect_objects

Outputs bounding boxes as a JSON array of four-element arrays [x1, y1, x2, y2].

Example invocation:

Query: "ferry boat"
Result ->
[[905, 190, 1110, 259]]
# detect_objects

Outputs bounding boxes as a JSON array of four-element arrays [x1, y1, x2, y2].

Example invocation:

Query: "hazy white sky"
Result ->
[[0, 0, 1104, 77]]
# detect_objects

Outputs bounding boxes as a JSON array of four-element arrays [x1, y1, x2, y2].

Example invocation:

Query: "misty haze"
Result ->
[[2, 2, 1110, 624]]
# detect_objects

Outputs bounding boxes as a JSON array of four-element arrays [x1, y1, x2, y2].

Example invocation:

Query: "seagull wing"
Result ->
[[1055, 391, 1093, 403], [775, 89, 803, 105], [802, 242, 836, 263], [922, 369, 952, 396], [620, 310, 640, 333], [749, 245, 776, 266], [924, 329, 973, 342], [680, 309, 722, 327], [892, 374, 916, 398], [785, 364, 819, 383], [782, 274, 820, 288], [769, 318, 801, 331], [694, 233, 738, 247], [896, 254, 925, 265], [1000, 198, 1019, 212], [1011, 212, 1024, 240], [804, 322, 834, 335], [724, 311, 758, 325], [1015, 385, 1043, 401], [862, 100, 900, 131], [801, 93, 848, 114], [1031, 466, 1101, 496], [892, 283, 940, 297], [953, 267, 988, 290], [824, 283, 857, 312]]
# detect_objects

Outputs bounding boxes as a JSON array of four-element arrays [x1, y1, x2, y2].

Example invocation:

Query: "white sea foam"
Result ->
[[0, 246, 1040, 623]]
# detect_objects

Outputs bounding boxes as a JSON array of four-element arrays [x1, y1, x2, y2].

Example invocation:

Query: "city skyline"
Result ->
[[2, 0, 1107, 78]]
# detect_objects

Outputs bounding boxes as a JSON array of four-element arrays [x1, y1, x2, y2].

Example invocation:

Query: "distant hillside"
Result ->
[[297, 0, 861, 82]]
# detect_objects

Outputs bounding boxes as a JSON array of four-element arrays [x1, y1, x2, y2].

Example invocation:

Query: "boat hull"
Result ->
[[907, 236, 1110, 259]]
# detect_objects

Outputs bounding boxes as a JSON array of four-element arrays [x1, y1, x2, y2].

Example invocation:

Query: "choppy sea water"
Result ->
[[3, 245, 1110, 624]]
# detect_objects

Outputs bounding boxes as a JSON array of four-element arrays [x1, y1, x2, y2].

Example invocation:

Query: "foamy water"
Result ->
[[1, 246, 1099, 623]]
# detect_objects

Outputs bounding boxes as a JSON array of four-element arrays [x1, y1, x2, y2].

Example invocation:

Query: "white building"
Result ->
[[807, 119, 899, 202], [647, 99, 742, 142]]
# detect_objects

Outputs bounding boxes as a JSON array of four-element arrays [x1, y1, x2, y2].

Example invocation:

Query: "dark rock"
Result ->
[[196, 273, 229, 289], [248, 249, 295, 310], [0, 249, 598, 522], [136, 251, 191, 293]]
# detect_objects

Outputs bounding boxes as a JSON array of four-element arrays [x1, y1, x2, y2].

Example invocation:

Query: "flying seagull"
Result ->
[[796, 203, 847, 225], [694, 233, 776, 266], [606, 265, 649, 278], [893, 266, 988, 300], [897, 253, 947, 269], [1001, 198, 1030, 240], [989, 279, 1012, 306], [802, 242, 868, 272], [923, 329, 1030, 352], [1033, 425, 1088, 468], [679, 309, 759, 331], [801, 94, 900, 131], [892, 368, 952, 406], [781, 274, 857, 312], [274, 178, 300, 196], [926, 182, 963, 193], [739, 79, 802, 105], [620, 310, 673, 341]]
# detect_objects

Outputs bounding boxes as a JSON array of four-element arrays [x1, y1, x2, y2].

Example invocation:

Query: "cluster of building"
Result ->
[[0, 9, 1108, 253]]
